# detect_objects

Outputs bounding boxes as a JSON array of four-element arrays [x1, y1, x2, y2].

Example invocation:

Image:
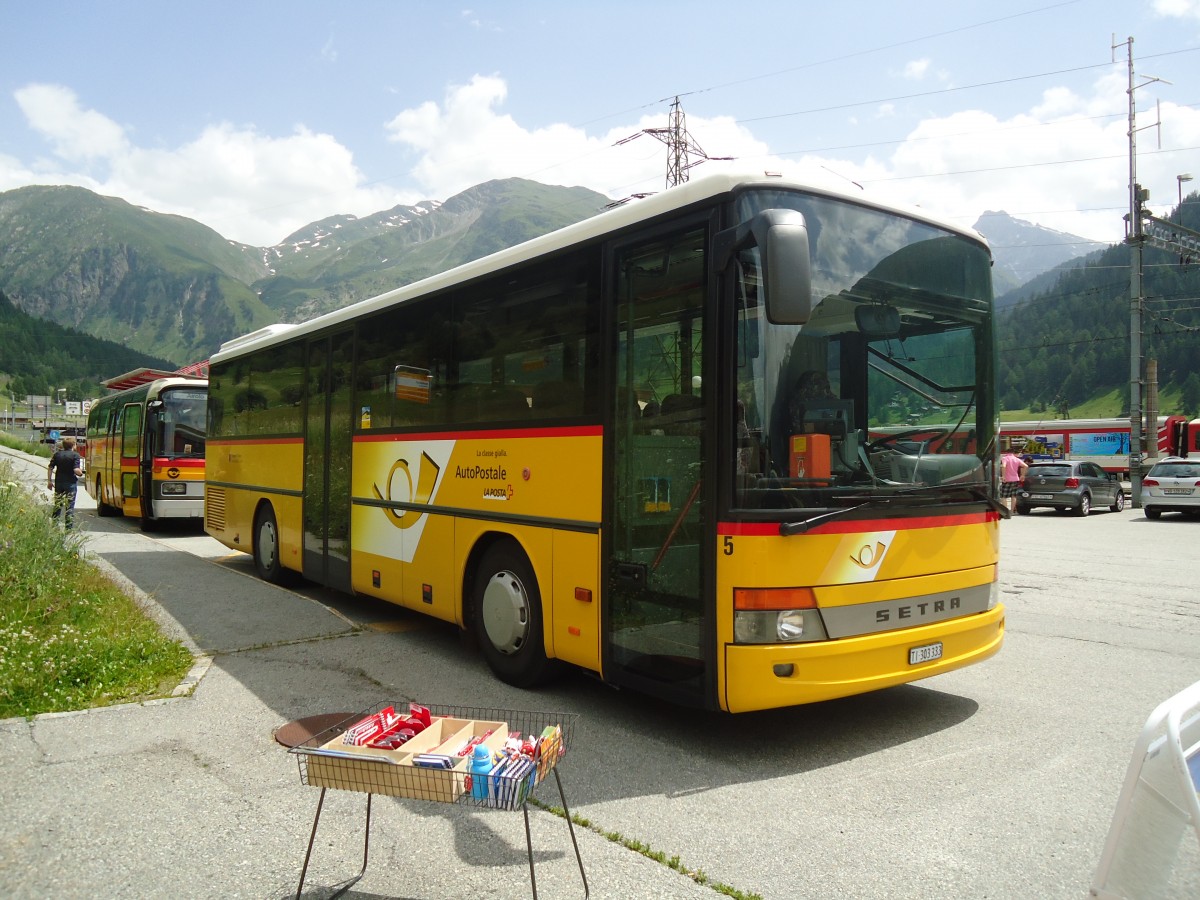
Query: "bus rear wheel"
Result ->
[[94, 477, 116, 517], [471, 542, 558, 688], [254, 504, 284, 583]]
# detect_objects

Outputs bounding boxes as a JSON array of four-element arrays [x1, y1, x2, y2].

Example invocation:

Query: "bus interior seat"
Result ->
[[659, 393, 703, 434]]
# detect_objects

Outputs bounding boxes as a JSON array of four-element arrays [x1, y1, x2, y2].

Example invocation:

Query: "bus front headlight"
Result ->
[[733, 588, 829, 644]]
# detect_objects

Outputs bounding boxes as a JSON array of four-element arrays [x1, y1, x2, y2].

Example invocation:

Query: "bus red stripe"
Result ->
[[354, 425, 603, 442], [720, 511, 997, 535], [207, 436, 304, 447]]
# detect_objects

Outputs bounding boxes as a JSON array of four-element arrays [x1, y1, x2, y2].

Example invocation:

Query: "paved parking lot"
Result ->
[[1, 443, 1198, 898]]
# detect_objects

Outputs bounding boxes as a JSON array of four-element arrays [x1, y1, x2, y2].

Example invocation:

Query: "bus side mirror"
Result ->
[[715, 209, 812, 325]]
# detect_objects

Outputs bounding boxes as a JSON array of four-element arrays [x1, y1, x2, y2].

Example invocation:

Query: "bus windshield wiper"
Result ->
[[780, 500, 877, 536], [779, 483, 1004, 536]]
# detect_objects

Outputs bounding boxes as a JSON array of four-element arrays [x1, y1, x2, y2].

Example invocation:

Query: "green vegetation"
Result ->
[[532, 800, 764, 899], [0, 460, 193, 718], [1, 290, 176, 402], [997, 195, 1200, 417]]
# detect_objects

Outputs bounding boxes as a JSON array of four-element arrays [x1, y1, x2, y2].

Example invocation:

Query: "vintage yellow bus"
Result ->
[[205, 172, 1004, 712], [86, 375, 207, 528]]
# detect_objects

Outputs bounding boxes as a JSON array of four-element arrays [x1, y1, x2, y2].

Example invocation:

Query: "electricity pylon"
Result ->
[[616, 96, 732, 188]]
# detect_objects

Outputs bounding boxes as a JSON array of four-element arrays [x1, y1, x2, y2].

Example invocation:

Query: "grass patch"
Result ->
[[1, 432, 53, 458], [0, 461, 193, 719]]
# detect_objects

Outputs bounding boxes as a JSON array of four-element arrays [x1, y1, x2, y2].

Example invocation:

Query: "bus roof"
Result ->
[[103, 367, 207, 391], [211, 170, 989, 364]]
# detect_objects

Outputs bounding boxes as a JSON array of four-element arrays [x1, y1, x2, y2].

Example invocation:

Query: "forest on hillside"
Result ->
[[997, 197, 1200, 417], [0, 290, 175, 401]]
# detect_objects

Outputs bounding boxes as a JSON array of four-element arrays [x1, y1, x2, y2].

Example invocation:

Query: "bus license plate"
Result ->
[[909, 642, 943, 665], [1030, 493, 1053, 500]]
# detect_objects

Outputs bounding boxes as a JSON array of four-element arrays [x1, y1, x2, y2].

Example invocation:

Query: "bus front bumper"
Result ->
[[722, 605, 1005, 713]]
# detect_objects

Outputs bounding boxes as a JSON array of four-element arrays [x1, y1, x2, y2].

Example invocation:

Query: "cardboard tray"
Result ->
[[292, 704, 573, 807]]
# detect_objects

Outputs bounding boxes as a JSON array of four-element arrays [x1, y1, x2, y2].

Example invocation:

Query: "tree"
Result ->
[[1182, 373, 1200, 418]]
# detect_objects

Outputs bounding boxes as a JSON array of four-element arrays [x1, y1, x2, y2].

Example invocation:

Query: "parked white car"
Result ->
[[1141, 457, 1200, 519]]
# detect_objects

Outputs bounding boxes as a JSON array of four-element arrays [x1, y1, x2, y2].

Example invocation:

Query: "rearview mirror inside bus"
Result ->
[[854, 304, 901, 338]]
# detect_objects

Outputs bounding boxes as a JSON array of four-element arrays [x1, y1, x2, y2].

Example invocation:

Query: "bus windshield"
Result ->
[[732, 189, 994, 513], [155, 388, 207, 459]]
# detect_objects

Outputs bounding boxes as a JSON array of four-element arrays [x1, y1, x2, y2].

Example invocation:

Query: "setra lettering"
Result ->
[[874, 596, 960, 624]]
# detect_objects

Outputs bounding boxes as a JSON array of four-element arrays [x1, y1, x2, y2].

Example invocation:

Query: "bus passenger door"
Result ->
[[303, 332, 353, 592], [605, 224, 710, 705], [120, 402, 143, 515]]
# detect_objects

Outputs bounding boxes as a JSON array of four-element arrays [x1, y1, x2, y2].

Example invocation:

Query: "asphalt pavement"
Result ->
[[2, 441, 1198, 899], [0, 444, 716, 899]]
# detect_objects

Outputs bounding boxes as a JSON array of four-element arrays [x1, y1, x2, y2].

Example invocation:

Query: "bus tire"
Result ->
[[253, 504, 284, 583], [95, 478, 116, 517], [471, 542, 558, 688]]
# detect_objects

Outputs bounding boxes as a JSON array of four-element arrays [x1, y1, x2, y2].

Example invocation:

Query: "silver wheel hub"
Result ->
[[481, 570, 528, 655], [258, 520, 277, 567]]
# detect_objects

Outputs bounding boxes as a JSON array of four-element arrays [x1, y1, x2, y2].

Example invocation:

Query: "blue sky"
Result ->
[[3, 1, 1198, 247]]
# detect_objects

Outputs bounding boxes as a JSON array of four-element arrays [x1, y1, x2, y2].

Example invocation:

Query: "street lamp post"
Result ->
[[1179, 174, 1193, 224]]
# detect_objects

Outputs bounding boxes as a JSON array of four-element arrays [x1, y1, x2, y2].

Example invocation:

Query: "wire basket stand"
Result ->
[[288, 703, 587, 899]]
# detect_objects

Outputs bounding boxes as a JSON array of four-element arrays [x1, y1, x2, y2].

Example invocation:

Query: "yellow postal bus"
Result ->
[[86, 374, 207, 527], [205, 172, 1004, 712]]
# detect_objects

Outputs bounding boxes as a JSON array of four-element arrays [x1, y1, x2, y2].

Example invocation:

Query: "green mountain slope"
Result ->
[[997, 193, 1200, 416], [255, 179, 609, 321], [0, 185, 274, 365]]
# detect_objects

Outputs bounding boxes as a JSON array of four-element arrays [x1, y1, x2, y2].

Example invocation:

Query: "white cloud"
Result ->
[[8, 69, 1194, 253], [320, 34, 337, 63], [1154, 0, 1200, 20], [5, 83, 413, 245], [902, 59, 931, 81], [383, 74, 778, 200], [807, 70, 1200, 243], [15, 83, 128, 163]]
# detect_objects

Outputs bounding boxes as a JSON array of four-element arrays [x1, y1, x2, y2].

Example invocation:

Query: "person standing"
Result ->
[[47, 436, 84, 529], [1000, 449, 1028, 513]]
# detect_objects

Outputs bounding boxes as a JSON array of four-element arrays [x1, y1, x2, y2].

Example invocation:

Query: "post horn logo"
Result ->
[[849, 541, 888, 570], [372, 452, 440, 528]]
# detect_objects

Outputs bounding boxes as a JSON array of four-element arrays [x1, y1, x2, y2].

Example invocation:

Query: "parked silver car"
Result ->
[[1016, 460, 1125, 516], [1141, 457, 1200, 519]]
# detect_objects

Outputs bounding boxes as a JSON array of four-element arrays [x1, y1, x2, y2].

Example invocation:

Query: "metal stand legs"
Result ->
[[523, 767, 589, 899], [295, 788, 372, 900], [295, 772, 588, 899]]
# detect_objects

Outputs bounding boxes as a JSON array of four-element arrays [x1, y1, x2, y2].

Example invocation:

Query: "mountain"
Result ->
[[255, 179, 610, 322], [7, 178, 1190, 416], [973, 211, 1109, 298], [0, 185, 274, 364], [0, 179, 610, 367]]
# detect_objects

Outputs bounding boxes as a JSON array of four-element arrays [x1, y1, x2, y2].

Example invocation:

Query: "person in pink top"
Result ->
[[1000, 450, 1029, 513]]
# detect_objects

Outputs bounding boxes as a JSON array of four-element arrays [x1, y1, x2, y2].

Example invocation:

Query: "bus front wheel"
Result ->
[[471, 543, 558, 688], [254, 505, 284, 583]]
